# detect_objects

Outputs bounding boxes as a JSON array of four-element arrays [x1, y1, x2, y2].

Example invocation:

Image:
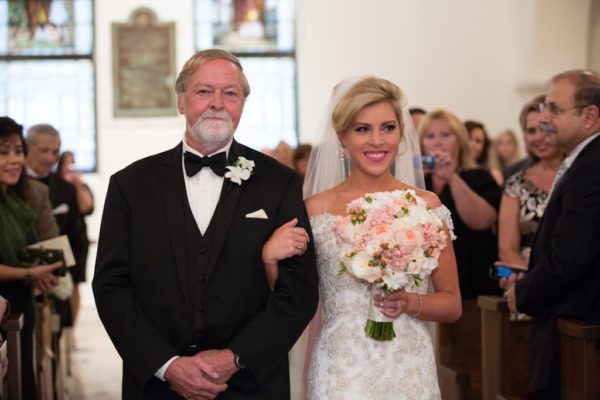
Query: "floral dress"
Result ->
[[504, 170, 549, 263]]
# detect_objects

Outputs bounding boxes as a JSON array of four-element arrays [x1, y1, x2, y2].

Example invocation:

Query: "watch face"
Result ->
[[235, 354, 246, 369]]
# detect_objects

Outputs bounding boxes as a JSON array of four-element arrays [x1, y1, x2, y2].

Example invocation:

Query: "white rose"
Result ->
[[382, 272, 409, 291], [349, 252, 380, 282]]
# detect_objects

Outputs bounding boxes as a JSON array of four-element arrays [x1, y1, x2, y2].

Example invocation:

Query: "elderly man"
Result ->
[[503, 69, 600, 399], [26, 124, 88, 325], [93, 49, 319, 399]]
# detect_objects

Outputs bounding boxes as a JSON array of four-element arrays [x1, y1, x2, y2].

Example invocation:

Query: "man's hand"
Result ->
[[164, 356, 227, 400], [499, 272, 525, 314], [196, 349, 239, 385]]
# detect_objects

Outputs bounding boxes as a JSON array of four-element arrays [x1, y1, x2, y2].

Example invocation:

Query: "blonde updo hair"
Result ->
[[332, 76, 406, 135], [418, 108, 475, 171]]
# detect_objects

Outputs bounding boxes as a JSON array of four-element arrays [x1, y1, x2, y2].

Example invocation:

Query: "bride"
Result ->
[[262, 76, 461, 399]]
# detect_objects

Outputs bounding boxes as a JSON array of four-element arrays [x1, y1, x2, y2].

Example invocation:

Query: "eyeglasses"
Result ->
[[539, 102, 584, 117]]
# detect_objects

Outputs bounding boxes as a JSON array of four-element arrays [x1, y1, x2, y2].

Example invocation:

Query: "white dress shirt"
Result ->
[[182, 137, 232, 234], [154, 136, 232, 380]]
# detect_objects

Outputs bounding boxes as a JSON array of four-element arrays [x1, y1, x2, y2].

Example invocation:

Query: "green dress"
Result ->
[[0, 188, 38, 400]]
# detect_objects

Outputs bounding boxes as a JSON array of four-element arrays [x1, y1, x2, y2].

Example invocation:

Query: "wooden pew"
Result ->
[[436, 299, 482, 400], [478, 296, 530, 400], [557, 319, 600, 400], [0, 339, 7, 399], [1, 313, 24, 400]]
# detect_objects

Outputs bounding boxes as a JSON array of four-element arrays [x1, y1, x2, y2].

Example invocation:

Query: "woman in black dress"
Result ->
[[419, 109, 502, 299]]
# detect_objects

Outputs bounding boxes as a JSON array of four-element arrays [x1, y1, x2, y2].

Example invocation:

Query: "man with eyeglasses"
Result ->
[[502, 69, 600, 399]]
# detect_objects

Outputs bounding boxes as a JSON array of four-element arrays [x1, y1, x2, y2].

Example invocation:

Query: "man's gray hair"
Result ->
[[26, 123, 60, 147]]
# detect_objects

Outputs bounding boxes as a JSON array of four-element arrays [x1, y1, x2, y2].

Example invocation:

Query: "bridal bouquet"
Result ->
[[334, 190, 448, 340]]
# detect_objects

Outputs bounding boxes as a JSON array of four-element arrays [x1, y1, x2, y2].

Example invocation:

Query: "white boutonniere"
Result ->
[[225, 156, 255, 185]]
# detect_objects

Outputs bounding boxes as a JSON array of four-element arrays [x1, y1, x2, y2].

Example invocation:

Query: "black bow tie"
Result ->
[[184, 151, 227, 177]]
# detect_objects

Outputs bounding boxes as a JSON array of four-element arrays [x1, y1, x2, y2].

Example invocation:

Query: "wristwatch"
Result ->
[[234, 353, 246, 370]]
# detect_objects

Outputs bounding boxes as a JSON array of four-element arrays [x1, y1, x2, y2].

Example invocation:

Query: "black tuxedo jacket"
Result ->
[[93, 141, 319, 399], [516, 134, 600, 393], [37, 173, 88, 271]]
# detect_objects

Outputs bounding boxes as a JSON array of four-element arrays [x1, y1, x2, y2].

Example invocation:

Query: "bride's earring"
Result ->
[[339, 143, 346, 161]]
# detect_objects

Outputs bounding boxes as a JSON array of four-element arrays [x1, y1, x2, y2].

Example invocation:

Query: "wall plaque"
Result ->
[[112, 8, 176, 117]]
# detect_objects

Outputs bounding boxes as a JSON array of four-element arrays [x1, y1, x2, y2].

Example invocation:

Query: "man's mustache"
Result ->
[[540, 122, 557, 134], [200, 111, 232, 123]]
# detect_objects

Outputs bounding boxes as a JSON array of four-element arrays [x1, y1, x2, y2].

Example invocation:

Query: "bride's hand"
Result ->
[[262, 218, 310, 265], [373, 290, 404, 319], [262, 218, 310, 288]]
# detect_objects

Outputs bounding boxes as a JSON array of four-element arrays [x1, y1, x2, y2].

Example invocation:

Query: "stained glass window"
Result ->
[[195, 0, 297, 148], [0, 0, 96, 171]]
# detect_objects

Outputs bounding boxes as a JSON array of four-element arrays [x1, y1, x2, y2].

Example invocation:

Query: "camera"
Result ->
[[421, 155, 436, 170]]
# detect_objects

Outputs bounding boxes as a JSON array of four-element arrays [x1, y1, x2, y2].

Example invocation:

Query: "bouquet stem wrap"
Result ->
[[365, 298, 395, 341]]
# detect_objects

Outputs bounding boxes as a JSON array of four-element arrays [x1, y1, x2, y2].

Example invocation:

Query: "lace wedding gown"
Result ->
[[307, 213, 443, 400]]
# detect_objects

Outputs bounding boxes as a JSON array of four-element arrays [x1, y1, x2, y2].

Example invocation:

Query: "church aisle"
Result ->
[[68, 245, 122, 399]]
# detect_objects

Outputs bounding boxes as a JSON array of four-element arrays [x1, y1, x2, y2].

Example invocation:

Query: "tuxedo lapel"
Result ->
[[206, 140, 246, 280], [158, 143, 191, 307]]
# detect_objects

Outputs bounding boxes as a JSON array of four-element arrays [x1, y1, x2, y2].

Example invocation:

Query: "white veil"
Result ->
[[302, 76, 426, 199]]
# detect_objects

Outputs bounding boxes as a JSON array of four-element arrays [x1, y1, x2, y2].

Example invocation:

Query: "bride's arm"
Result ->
[[262, 218, 310, 288], [397, 190, 462, 323], [418, 227, 462, 323]]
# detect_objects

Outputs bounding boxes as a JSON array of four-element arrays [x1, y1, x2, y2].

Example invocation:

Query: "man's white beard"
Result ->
[[188, 111, 235, 151]]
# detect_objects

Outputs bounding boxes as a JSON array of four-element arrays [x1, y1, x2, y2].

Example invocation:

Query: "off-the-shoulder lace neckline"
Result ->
[[309, 205, 449, 219], [310, 212, 343, 219]]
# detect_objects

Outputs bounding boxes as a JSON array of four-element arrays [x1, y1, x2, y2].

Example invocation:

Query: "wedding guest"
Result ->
[[495, 129, 525, 178], [274, 140, 294, 168], [93, 49, 318, 399], [409, 107, 427, 131], [56, 150, 93, 325], [263, 76, 461, 398], [57, 151, 94, 215], [503, 70, 600, 399], [292, 143, 312, 179], [0, 116, 62, 400], [465, 120, 503, 185], [419, 109, 502, 299], [498, 95, 564, 268], [26, 124, 88, 331]]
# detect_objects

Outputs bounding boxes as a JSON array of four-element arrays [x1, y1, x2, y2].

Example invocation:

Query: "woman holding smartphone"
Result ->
[[498, 95, 564, 268]]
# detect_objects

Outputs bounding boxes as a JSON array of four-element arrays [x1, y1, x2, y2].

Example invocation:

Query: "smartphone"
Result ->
[[421, 155, 436, 169], [489, 261, 527, 280]]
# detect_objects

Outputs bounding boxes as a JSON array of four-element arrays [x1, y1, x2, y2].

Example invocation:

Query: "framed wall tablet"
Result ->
[[112, 7, 177, 117]]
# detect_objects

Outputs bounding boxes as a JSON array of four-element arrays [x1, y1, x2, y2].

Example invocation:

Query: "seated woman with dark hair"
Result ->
[[0, 116, 62, 399]]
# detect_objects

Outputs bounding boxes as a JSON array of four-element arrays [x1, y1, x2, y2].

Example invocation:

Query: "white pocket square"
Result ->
[[245, 209, 268, 219], [52, 203, 69, 215]]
